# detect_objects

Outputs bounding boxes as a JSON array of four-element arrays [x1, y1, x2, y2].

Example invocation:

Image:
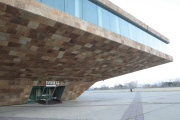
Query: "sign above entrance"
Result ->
[[46, 81, 60, 86]]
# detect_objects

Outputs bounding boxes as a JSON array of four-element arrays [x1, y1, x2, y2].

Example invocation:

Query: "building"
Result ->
[[0, 0, 173, 106]]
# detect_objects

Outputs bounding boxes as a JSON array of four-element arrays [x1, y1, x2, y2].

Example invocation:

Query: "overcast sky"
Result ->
[[92, 0, 180, 87]]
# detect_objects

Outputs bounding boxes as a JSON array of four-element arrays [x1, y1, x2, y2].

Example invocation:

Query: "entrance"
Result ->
[[28, 86, 66, 103]]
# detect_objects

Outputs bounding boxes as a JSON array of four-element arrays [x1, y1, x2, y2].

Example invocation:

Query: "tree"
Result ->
[[151, 84, 158, 88], [142, 84, 150, 88], [99, 85, 110, 90], [114, 84, 123, 89]]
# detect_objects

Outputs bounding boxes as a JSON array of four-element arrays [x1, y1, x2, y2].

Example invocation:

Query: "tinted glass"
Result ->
[[142, 31, 148, 46], [83, 0, 98, 25], [119, 18, 130, 38], [163, 42, 167, 54], [129, 23, 138, 42], [136, 28, 143, 44], [148, 34, 153, 48], [109, 12, 120, 34], [42, 0, 64, 11], [152, 36, 157, 49], [65, 0, 75, 16], [75, 0, 83, 18], [98, 7, 110, 30], [159, 40, 163, 52]]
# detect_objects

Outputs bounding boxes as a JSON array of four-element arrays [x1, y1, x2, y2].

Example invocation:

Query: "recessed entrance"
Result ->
[[28, 86, 66, 103]]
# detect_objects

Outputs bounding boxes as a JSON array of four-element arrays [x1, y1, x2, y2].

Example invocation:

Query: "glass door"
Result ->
[[28, 85, 65, 103], [28, 86, 45, 103], [40, 87, 56, 100]]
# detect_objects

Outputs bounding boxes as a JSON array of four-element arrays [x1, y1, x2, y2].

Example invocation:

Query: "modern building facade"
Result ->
[[0, 0, 173, 106]]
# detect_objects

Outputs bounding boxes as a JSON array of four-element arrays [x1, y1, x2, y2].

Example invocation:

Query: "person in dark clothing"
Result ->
[[130, 88, 133, 92]]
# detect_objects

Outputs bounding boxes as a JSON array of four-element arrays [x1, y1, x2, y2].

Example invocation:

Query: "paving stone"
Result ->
[[0, 91, 179, 120]]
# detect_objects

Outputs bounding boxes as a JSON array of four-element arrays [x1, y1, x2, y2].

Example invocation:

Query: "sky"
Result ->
[[92, 0, 180, 87]]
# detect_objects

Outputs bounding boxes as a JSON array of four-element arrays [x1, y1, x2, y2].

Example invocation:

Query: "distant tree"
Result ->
[[172, 80, 180, 87], [142, 84, 151, 88], [123, 83, 129, 89], [99, 85, 110, 90], [94, 87, 99, 90], [151, 84, 158, 88], [114, 84, 123, 89], [140, 78, 180, 88]]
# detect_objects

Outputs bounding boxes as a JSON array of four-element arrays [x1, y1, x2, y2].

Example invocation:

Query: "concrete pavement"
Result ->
[[0, 91, 180, 120]]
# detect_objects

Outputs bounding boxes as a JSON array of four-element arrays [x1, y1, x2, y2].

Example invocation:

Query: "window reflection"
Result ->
[[129, 23, 138, 42], [97, 7, 110, 30], [119, 18, 130, 39], [42, 0, 64, 11], [82, 0, 98, 25], [75, 0, 83, 18], [136, 28, 143, 44], [109, 13, 120, 34], [65, 0, 75, 16]]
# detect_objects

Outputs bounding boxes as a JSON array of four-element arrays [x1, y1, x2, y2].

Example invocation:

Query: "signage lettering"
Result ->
[[46, 81, 60, 85]]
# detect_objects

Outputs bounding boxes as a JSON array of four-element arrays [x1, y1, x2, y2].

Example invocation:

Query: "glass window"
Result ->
[[147, 33, 152, 48], [156, 38, 159, 51], [152, 36, 157, 50], [65, 0, 82, 18], [142, 31, 148, 46], [163, 42, 167, 54], [156, 38, 160, 51], [129, 23, 138, 42], [83, 0, 98, 25], [148, 34, 154, 48], [119, 18, 130, 39], [166, 44, 169, 55], [97, 7, 110, 30], [158, 40, 162, 52], [65, 0, 75, 16], [136, 28, 143, 44], [75, 0, 83, 18], [42, 0, 65, 11], [97, 7, 102, 27], [109, 12, 120, 34]]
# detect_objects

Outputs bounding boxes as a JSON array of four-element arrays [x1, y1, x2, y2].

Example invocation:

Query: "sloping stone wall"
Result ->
[[0, 80, 94, 106], [0, 80, 33, 106]]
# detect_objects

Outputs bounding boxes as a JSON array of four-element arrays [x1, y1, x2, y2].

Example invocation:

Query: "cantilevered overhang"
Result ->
[[0, 1, 173, 83]]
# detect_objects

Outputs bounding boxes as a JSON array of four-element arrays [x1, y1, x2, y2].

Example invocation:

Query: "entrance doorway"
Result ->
[[53, 86, 66, 99], [28, 86, 66, 103]]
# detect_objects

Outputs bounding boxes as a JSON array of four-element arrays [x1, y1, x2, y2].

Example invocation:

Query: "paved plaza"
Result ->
[[0, 91, 180, 120]]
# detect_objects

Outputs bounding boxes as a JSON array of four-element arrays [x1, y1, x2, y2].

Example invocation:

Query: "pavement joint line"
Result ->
[[140, 93, 180, 99], [141, 104, 173, 115], [141, 102, 180, 104]]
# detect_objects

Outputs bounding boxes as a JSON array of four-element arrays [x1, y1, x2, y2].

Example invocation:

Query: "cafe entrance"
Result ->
[[28, 85, 66, 103]]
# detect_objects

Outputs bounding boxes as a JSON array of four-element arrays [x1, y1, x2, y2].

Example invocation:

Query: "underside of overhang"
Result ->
[[0, 3, 171, 83]]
